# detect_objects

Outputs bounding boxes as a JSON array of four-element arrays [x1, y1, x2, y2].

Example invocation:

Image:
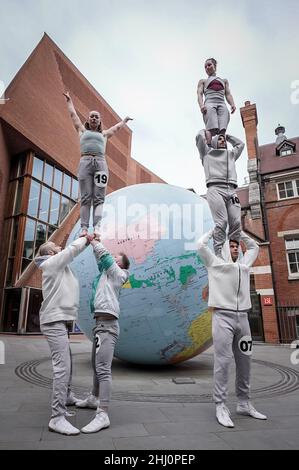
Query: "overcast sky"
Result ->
[[1, 0, 299, 193]]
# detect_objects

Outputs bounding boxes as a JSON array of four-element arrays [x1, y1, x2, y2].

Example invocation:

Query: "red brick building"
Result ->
[[239, 102, 299, 343], [0, 34, 165, 334]]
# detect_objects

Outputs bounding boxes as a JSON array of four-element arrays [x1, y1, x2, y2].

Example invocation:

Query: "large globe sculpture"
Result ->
[[68, 183, 214, 365]]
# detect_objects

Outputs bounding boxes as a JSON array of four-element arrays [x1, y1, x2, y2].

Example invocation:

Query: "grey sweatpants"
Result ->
[[41, 321, 74, 418], [212, 309, 252, 404], [207, 184, 241, 256], [77, 156, 109, 229], [203, 102, 230, 133], [91, 317, 119, 408]]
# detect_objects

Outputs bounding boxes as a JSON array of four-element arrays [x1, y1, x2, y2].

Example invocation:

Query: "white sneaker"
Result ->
[[48, 416, 80, 435], [81, 411, 110, 433], [75, 394, 99, 409], [236, 401, 267, 420], [216, 403, 235, 428], [66, 392, 80, 406]]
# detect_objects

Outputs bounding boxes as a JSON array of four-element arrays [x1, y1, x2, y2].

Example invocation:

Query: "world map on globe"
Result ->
[[68, 183, 214, 365]]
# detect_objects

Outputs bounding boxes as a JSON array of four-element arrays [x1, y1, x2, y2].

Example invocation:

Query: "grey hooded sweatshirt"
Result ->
[[195, 130, 244, 187], [197, 229, 259, 312], [34, 238, 88, 325]]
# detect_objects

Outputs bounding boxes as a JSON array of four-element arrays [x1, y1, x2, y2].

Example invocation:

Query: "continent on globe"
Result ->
[[68, 183, 214, 365]]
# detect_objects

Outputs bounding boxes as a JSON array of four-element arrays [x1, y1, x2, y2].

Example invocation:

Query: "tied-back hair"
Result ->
[[84, 121, 103, 132], [205, 57, 217, 68], [119, 252, 130, 270]]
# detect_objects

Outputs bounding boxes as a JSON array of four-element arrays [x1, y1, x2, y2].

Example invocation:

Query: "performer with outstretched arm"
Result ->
[[198, 229, 267, 428], [63, 91, 132, 236], [77, 234, 130, 434]]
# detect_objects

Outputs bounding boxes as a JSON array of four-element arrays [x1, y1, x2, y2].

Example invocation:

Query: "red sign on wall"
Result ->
[[263, 297, 273, 306]]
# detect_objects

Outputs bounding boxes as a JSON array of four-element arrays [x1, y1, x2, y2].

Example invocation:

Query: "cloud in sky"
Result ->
[[1, 0, 299, 193]]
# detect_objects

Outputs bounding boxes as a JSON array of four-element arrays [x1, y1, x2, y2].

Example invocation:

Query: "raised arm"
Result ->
[[195, 129, 209, 161], [46, 237, 89, 271], [226, 134, 245, 161], [240, 231, 259, 267], [197, 79, 206, 115], [103, 117, 133, 139], [224, 79, 236, 114], [91, 239, 128, 283], [63, 91, 85, 135], [197, 229, 218, 267]]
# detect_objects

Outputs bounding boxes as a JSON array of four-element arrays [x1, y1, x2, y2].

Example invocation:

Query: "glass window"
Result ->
[[47, 225, 56, 239], [28, 180, 40, 218], [32, 157, 44, 181], [278, 181, 295, 199], [49, 191, 60, 226], [18, 155, 27, 177], [21, 258, 32, 273], [14, 179, 23, 214], [285, 237, 299, 277], [35, 223, 46, 253], [62, 174, 71, 197], [53, 168, 63, 192], [71, 179, 79, 200], [69, 199, 76, 212], [296, 180, 299, 194], [23, 218, 36, 259], [59, 197, 69, 223], [5, 259, 14, 286], [43, 163, 53, 187], [39, 186, 50, 222], [10, 218, 19, 257]]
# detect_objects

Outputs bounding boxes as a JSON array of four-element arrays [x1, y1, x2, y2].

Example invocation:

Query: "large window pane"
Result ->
[[49, 191, 60, 226], [47, 225, 56, 239], [44, 163, 53, 186], [21, 258, 32, 273], [18, 155, 27, 177], [62, 174, 71, 197], [10, 218, 19, 256], [59, 197, 69, 223], [5, 259, 14, 286], [32, 157, 43, 181], [35, 223, 46, 253], [39, 186, 50, 222], [23, 218, 36, 259], [53, 168, 63, 192], [14, 179, 23, 214], [71, 179, 79, 200], [28, 180, 40, 218]]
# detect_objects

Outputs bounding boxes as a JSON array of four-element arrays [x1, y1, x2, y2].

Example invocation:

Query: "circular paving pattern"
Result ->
[[15, 355, 299, 403]]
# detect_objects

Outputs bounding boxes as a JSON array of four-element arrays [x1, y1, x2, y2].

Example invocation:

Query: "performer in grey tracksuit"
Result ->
[[198, 229, 267, 428], [197, 58, 236, 145], [63, 91, 132, 236], [78, 236, 130, 434], [35, 236, 89, 435], [196, 130, 244, 257]]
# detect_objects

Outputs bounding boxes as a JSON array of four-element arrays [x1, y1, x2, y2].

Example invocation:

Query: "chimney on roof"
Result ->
[[275, 124, 287, 145]]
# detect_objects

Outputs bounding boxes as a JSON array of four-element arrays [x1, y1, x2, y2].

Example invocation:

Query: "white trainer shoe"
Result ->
[[236, 401, 267, 420], [48, 416, 80, 435], [66, 392, 80, 406], [81, 411, 110, 433], [75, 394, 99, 409], [216, 403, 235, 428]]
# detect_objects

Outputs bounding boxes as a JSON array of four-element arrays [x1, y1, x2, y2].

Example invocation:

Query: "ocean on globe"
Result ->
[[68, 183, 214, 365]]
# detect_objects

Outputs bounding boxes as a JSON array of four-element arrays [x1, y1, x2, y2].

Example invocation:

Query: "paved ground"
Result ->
[[0, 334, 299, 450]]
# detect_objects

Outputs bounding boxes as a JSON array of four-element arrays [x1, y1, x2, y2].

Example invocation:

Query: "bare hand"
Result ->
[[200, 106, 207, 115], [63, 91, 71, 101], [86, 234, 95, 243], [231, 105, 236, 114], [124, 116, 133, 123]]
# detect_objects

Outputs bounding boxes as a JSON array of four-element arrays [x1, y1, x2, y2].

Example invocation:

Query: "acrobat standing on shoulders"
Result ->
[[63, 91, 133, 237], [197, 58, 236, 145]]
